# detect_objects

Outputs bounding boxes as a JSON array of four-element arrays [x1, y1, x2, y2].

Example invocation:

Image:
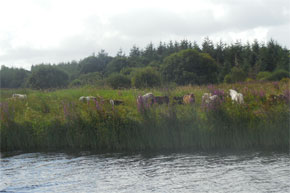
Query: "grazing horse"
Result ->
[[79, 96, 97, 102], [229, 89, 244, 104], [202, 93, 219, 104], [137, 93, 155, 107], [154, 96, 169, 105], [12, 94, 27, 99], [109, 99, 124, 106], [202, 93, 212, 104], [209, 95, 219, 102], [183, 93, 195, 104], [173, 96, 183, 105]]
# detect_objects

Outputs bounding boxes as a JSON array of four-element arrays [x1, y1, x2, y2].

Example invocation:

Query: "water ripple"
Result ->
[[1, 151, 290, 192]]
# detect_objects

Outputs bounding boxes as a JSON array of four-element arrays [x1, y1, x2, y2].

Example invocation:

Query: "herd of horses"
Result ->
[[136, 89, 244, 108], [9, 88, 288, 108], [76, 89, 245, 108]]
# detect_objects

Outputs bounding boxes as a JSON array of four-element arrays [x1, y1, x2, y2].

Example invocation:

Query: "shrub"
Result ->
[[224, 67, 247, 83], [257, 71, 272, 80], [106, 73, 131, 89], [265, 70, 290, 81], [27, 66, 69, 89], [245, 78, 255, 82], [224, 74, 232, 83], [132, 67, 161, 88], [280, 77, 290, 84], [161, 49, 218, 85], [69, 79, 82, 87]]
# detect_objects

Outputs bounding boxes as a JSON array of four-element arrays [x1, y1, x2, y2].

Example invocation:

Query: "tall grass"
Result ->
[[0, 80, 289, 152]]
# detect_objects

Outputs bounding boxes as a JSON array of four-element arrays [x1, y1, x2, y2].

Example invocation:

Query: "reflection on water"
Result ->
[[1, 151, 290, 192]]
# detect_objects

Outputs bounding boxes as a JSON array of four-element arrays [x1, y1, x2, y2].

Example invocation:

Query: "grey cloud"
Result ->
[[0, 36, 100, 69], [221, 0, 289, 29], [1, 0, 289, 69], [108, 1, 289, 38], [109, 9, 222, 37], [267, 23, 290, 47]]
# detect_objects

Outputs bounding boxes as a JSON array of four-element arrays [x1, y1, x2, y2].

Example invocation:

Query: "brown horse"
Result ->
[[183, 93, 195, 104]]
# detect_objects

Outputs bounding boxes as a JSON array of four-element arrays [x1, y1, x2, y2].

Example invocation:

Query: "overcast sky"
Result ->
[[0, 0, 289, 70]]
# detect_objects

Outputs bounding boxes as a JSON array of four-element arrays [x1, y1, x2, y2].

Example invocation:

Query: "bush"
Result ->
[[280, 77, 290, 84], [27, 66, 69, 89], [224, 67, 247, 83], [224, 74, 232, 83], [132, 67, 161, 88], [106, 73, 131, 89], [265, 70, 290, 81], [69, 79, 82, 87], [161, 49, 218, 85], [245, 78, 255, 82], [257, 71, 272, 80]]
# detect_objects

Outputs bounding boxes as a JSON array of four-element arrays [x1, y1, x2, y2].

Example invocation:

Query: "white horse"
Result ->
[[202, 93, 219, 104], [202, 93, 212, 104], [229, 89, 244, 104], [12, 94, 27, 99], [79, 96, 97, 102], [137, 93, 154, 106]]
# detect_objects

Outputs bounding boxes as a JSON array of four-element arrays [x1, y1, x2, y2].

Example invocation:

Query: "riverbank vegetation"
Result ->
[[1, 80, 289, 152]]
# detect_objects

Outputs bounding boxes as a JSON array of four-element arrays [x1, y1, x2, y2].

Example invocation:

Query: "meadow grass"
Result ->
[[0, 80, 289, 152]]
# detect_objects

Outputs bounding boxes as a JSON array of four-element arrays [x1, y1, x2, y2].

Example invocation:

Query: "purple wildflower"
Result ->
[[95, 100, 101, 111], [207, 84, 215, 93], [273, 82, 279, 90], [283, 89, 290, 104], [63, 102, 70, 118], [0, 102, 10, 121], [210, 89, 225, 101], [137, 96, 145, 113], [260, 90, 266, 102]]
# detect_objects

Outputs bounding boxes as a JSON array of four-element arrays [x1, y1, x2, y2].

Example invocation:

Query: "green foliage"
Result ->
[[257, 71, 272, 80], [0, 66, 30, 88], [2, 39, 289, 88], [106, 56, 130, 74], [27, 66, 69, 89], [265, 69, 290, 81], [120, 67, 136, 76], [106, 73, 131, 89], [69, 72, 102, 87], [161, 49, 218, 85], [224, 67, 247, 83], [132, 67, 161, 88], [80, 51, 112, 74]]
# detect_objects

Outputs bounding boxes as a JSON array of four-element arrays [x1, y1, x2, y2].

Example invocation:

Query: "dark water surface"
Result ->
[[1, 151, 289, 193]]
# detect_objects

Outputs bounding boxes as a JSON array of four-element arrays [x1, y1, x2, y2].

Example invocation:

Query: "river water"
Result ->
[[1, 151, 289, 193]]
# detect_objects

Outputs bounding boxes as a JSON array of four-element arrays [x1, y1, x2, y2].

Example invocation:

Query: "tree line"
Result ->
[[1, 38, 289, 89]]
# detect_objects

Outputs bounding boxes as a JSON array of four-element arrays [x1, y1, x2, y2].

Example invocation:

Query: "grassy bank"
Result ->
[[1, 80, 289, 152]]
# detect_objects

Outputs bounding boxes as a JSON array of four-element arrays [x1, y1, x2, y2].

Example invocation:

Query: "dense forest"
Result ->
[[0, 38, 289, 89]]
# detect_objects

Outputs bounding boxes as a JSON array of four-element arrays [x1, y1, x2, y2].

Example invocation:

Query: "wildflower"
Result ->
[[210, 89, 225, 101], [62, 102, 70, 119], [137, 96, 145, 113], [259, 90, 265, 98], [95, 100, 101, 111], [283, 89, 290, 104], [273, 82, 279, 90]]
